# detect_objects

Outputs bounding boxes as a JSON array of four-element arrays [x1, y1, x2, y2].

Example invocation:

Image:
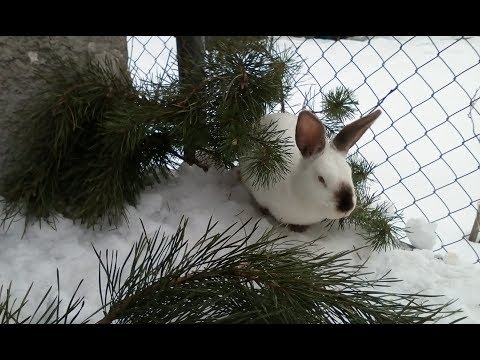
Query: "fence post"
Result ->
[[468, 201, 480, 242], [176, 36, 205, 165]]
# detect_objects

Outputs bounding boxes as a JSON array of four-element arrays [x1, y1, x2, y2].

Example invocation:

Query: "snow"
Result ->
[[444, 252, 461, 265], [405, 217, 438, 250], [1, 164, 480, 323], [1, 36, 479, 324]]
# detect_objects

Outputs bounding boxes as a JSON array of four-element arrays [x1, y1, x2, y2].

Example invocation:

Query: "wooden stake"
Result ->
[[468, 201, 480, 242]]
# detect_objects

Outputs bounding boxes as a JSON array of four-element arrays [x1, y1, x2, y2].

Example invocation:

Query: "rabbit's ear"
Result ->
[[295, 110, 326, 158], [332, 109, 381, 155]]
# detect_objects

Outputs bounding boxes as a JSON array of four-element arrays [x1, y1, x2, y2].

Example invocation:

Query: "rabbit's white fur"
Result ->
[[239, 110, 380, 226]]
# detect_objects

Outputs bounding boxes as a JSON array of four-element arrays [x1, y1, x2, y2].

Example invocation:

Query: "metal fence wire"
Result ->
[[127, 36, 480, 264]]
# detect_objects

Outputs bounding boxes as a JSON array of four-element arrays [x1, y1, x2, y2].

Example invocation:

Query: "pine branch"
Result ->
[[0, 55, 171, 229], [306, 86, 360, 138], [190, 37, 300, 169], [342, 194, 404, 251], [92, 217, 462, 324], [239, 121, 294, 189], [349, 154, 377, 187], [321, 87, 359, 126]]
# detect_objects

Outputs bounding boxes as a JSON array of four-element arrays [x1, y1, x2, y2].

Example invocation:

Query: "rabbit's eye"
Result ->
[[318, 176, 326, 186]]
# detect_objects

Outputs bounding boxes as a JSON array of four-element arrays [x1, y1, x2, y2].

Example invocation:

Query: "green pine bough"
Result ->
[[0, 218, 465, 324]]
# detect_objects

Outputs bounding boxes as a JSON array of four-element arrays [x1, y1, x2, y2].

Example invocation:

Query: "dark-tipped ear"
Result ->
[[332, 109, 381, 154], [295, 110, 326, 158]]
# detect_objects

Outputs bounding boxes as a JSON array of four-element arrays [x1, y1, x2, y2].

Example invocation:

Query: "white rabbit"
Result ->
[[239, 109, 381, 232]]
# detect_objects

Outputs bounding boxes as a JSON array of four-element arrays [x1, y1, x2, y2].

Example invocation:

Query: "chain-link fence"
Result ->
[[127, 36, 480, 264]]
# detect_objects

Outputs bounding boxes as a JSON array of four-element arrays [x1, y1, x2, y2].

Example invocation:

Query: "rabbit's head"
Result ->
[[292, 109, 381, 220]]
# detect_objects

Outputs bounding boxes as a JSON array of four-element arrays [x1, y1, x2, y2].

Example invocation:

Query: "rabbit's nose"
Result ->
[[335, 184, 354, 213]]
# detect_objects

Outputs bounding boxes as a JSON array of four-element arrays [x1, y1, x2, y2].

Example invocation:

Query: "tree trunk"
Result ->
[[0, 36, 129, 180], [176, 36, 205, 166]]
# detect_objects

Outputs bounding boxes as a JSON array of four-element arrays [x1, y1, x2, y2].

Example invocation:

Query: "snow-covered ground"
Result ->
[[0, 36, 479, 323], [1, 165, 479, 323]]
